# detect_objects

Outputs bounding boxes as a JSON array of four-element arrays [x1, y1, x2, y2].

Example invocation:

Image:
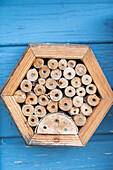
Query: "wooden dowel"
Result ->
[[87, 94, 100, 106], [38, 95, 49, 106], [39, 66, 50, 78], [35, 105, 46, 118], [28, 115, 39, 127], [22, 104, 34, 116], [34, 84, 46, 96], [75, 64, 87, 76], [48, 59, 58, 69], [25, 92, 38, 105], [59, 97, 72, 111], [38, 78, 45, 86], [65, 86, 75, 97], [73, 96, 83, 107], [47, 101, 58, 113], [76, 87, 86, 97], [58, 78, 68, 89], [69, 107, 79, 116], [71, 77, 82, 88], [73, 114, 86, 126], [27, 68, 38, 81], [14, 90, 26, 103], [68, 60, 76, 68], [81, 103, 92, 116], [59, 59, 67, 70], [20, 79, 32, 92], [45, 78, 57, 90], [50, 89, 63, 101], [63, 67, 75, 80], [51, 69, 62, 80], [33, 58, 44, 68], [81, 74, 92, 85], [86, 84, 97, 94]]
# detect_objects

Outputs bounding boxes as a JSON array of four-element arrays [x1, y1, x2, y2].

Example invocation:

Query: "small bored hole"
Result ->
[[30, 98, 34, 101], [25, 84, 28, 88], [75, 81, 78, 84], [55, 93, 59, 98], [38, 88, 42, 92], [31, 118, 35, 122], [26, 109, 30, 112], [55, 119, 59, 123], [43, 126, 47, 129], [43, 70, 46, 74], [68, 72, 71, 76], [49, 82, 53, 86], [64, 128, 68, 131], [80, 91, 83, 93], [52, 105, 55, 109], [38, 109, 41, 113], [89, 87, 93, 91], [51, 63, 54, 66], [92, 98, 96, 102], [64, 103, 68, 107], [69, 90, 72, 93], [42, 98, 46, 102], [85, 109, 88, 112], [62, 64, 64, 67], [31, 73, 35, 77]]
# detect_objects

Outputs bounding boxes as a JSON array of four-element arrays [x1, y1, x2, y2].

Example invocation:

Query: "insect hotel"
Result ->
[[0, 43, 112, 146]]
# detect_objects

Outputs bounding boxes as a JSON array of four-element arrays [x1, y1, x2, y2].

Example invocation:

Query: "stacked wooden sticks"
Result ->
[[14, 58, 100, 130]]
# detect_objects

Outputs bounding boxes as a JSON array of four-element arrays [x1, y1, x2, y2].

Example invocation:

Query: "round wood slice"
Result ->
[[73, 114, 86, 126], [75, 64, 87, 76], [45, 78, 57, 90], [25, 92, 38, 105], [71, 77, 81, 88], [27, 68, 38, 81], [36, 113, 78, 134], [87, 94, 100, 106], [38, 95, 49, 106], [59, 97, 72, 111], [39, 66, 50, 78], [50, 89, 63, 102], [14, 90, 26, 103], [86, 84, 97, 94], [65, 86, 76, 97], [35, 105, 46, 118], [81, 103, 93, 116], [47, 101, 58, 113], [73, 96, 83, 107], [34, 84, 46, 96], [59, 59, 67, 70], [63, 67, 75, 80], [69, 107, 79, 116], [28, 115, 39, 127], [81, 74, 92, 85], [38, 78, 45, 86], [67, 60, 76, 68], [22, 104, 34, 116], [58, 78, 68, 89], [51, 69, 62, 80], [76, 87, 86, 97], [20, 79, 32, 92], [33, 58, 44, 68], [48, 59, 58, 69]]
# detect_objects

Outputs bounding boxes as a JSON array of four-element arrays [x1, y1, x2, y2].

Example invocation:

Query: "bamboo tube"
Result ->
[[48, 59, 58, 69], [75, 64, 87, 76], [20, 79, 32, 92], [71, 77, 81, 88], [38, 95, 49, 106], [25, 92, 38, 105], [58, 78, 68, 89], [63, 67, 75, 80], [68, 60, 76, 68], [47, 101, 58, 113], [81, 74, 92, 85], [76, 87, 86, 97], [39, 66, 50, 78], [69, 107, 79, 116], [33, 58, 44, 68], [27, 68, 38, 81], [73, 114, 86, 126], [59, 59, 67, 70], [34, 84, 46, 96], [35, 105, 46, 118], [87, 94, 100, 106], [59, 97, 72, 111], [14, 90, 26, 103], [65, 86, 76, 97], [50, 89, 63, 101], [45, 78, 57, 90], [22, 104, 34, 116], [28, 115, 39, 127], [86, 84, 97, 94], [81, 103, 92, 116], [51, 69, 62, 80], [73, 96, 83, 107], [38, 78, 45, 86]]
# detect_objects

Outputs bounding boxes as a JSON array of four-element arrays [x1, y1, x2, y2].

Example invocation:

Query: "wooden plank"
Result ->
[[29, 134, 83, 146], [79, 99, 113, 146], [0, 135, 113, 170], [0, 1, 113, 45], [1, 96, 33, 144]]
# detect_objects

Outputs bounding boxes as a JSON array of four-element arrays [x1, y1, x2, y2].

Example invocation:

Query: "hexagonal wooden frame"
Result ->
[[0, 43, 113, 147]]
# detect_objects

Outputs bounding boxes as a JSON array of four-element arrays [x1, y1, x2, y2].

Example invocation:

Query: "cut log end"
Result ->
[[48, 59, 58, 69], [50, 89, 63, 101], [39, 66, 50, 78], [81, 74, 92, 85], [27, 68, 38, 81], [35, 105, 46, 117], [74, 114, 86, 126], [25, 92, 38, 105], [75, 64, 87, 76], [20, 79, 32, 92], [76, 87, 86, 97], [63, 67, 75, 80], [51, 69, 62, 80], [81, 103, 93, 116], [33, 58, 44, 68], [87, 94, 100, 106], [47, 101, 58, 113], [68, 60, 76, 68], [65, 86, 75, 97], [73, 96, 83, 107], [59, 97, 72, 111], [38, 78, 45, 86], [46, 78, 57, 90], [39, 95, 49, 106], [22, 104, 34, 116], [14, 90, 26, 103], [28, 115, 39, 127], [58, 78, 68, 88], [34, 84, 46, 96], [59, 59, 67, 70], [71, 77, 81, 88], [86, 84, 97, 94], [69, 107, 79, 116]]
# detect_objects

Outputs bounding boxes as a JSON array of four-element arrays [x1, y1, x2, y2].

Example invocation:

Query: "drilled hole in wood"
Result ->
[[55, 93, 59, 98], [25, 84, 28, 88], [31, 118, 35, 122], [55, 119, 59, 123], [30, 98, 34, 101], [64, 103, 68, 107], [38, 109, 41, 113], [64, 128, 68, 131], [26, 109, 30, 112], [92, 98, 96, 102], [68, 72, 71, 76], [43, 126, 47, 129], [42, 70, 46, 74], [52, 105, 55, 109], [31, 73, 35, 77]]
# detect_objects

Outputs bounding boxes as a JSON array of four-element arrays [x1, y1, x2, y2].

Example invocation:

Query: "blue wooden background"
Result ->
[[0, 0, 113, 169]]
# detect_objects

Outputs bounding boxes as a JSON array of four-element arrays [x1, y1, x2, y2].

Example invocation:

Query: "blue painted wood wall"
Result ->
[[0, 0, 113, 169]]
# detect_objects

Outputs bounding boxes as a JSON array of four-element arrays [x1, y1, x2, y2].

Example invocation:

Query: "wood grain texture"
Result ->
[[29, 134, 83, 146], [79, 99, 113, 146]]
